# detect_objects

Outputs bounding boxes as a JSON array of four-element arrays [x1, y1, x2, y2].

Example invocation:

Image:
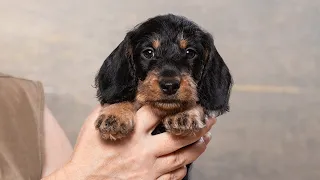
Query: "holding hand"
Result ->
[[43, 105, 216, 180]]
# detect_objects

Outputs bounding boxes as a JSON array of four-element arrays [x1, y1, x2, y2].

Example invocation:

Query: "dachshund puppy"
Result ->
[[94, 14, 233, 179]]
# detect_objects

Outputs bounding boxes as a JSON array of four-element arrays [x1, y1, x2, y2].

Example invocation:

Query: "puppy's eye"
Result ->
[[186, 48, 197, 59], [141, 48, 155, 59]]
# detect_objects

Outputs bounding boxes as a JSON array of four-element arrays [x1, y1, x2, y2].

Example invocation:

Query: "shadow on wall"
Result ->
[[45, 93, 94, 146]]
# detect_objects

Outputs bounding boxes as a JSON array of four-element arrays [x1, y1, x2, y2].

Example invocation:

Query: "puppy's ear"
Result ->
[[198, 34, 233, 117], [95, 33, 137, 105]]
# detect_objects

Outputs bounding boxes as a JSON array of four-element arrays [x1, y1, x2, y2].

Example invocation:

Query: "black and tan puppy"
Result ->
[[94, 14, 233, 179]]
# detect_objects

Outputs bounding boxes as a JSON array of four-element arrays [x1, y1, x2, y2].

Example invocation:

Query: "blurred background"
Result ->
[[1, 0, 319, 179]]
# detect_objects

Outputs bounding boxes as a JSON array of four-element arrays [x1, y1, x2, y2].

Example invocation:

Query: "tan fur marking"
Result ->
[[177, 74, 198, 102], [152, 39, 160, 49], [135, 71, 199, 118], [179, 39, 188, 49], [136, 71, 162, 104]]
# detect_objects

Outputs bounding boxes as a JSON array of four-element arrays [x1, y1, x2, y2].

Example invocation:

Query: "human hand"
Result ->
[[43, 105, 216, 180]]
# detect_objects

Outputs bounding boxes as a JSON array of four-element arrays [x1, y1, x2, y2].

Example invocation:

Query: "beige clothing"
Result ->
[[0, 73, 44, 180]]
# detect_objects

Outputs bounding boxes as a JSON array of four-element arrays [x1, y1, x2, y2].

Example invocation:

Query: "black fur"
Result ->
[[95, 34, 137, 104], [95, 14, 233, 180], [198, 32, 233, 116]]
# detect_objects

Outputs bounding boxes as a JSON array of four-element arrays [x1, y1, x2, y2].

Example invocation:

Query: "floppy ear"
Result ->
[[95, 33, 138, 105], [198, 35, 233, 117]]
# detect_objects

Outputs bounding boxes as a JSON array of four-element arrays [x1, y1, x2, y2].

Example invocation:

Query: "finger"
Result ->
[[155, 134, 209, 174], [134, 105, 161, 134], [77, 104, 102, 136], [152, 117, 216, 156], [84, 105, 102, 125], [73, 104, 102, 149], [157, 166, 187, 180], [203, 131, 212, 145]]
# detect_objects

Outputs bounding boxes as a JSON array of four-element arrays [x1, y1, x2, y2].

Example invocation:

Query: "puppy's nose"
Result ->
[[159, 79, 180, 95]]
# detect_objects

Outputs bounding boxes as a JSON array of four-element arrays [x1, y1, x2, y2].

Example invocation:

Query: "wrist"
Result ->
[[41, 161, 83, 180]]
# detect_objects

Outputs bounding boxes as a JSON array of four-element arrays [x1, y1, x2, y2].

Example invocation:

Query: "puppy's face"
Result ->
[[96, 14, 233, 116], [130, 17, 210, 110]]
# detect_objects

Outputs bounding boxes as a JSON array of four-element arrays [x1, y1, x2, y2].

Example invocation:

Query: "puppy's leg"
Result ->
[[95, 102, 135, 141], [163, 105, 206, 136]]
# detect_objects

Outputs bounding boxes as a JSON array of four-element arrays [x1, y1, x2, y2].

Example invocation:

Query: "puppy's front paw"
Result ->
[[95, 103, 135, 141], [163, 106, 205, 136]]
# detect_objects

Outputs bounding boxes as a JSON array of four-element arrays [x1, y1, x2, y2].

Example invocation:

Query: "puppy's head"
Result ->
[[95, 14, 233, 116]]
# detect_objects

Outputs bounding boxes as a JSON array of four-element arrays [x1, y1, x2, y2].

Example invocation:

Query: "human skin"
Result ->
[[42, 105, 216, 180]]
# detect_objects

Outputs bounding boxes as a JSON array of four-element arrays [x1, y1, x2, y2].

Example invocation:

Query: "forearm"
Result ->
[[41, 165, 70, 180], [42, 106, 73, 177]]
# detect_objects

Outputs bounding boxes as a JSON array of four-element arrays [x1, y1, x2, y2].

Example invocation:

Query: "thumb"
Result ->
[[73, 105, 102, 148]]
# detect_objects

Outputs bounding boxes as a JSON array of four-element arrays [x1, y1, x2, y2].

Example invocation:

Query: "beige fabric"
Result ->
[[0, 73, 44, 180]]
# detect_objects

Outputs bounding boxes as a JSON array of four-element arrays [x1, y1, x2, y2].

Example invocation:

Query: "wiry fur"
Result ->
[[94, 14, 233, 180]]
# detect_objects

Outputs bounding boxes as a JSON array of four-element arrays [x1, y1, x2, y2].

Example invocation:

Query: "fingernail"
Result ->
[[199, 137, 205, 143], [203, 132, 212, 145]]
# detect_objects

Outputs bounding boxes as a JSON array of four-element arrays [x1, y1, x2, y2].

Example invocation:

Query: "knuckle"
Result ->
[[170, 152, 186, 167], [169, 173, 177, 180], [158, 174, 172, 180], [159, 167, 187, 180], [169, 167, 187, 180]]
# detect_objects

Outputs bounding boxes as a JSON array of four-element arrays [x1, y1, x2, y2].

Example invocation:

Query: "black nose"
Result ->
[[159, 79, 180, 95]]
